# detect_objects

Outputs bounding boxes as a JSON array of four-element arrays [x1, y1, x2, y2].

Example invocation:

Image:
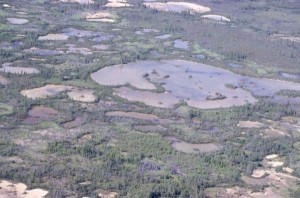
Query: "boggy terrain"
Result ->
[[0, 0, 300, 197]]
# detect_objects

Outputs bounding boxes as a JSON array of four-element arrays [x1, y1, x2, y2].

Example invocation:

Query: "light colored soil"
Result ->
[[237, 121, 264, 128], [66, 44, 92, 55], [67, 89, 96, 102], [263, 119, 295, 137], [249, 187, 283, 198], [282, 167, 294, 174], [59, 0, 94, 4], [201, 15, 230, 22], [265, 154, 279, 160], [3, 4, 12, 8], [38, 34, 69, 41], [208, 159, 300, 198], [20, 84, 72, 99], [98, 189, 117, 198], [21, 84, 96, 102], [264, 127, 289, 137], [251, 168, 268, 178], [85, 12, 116, 23], [241, 155, 300, 197], [7, 18, 29, 24], [1, 63, 39, 74], [0, 180, 48, 198], [105, 0, 132, 8], [0, 76, 9, 85], [165, 136, 221, 154], [143, 2, 211, 13], [155, 34, 172, 39], [267, 161, 284, 168]]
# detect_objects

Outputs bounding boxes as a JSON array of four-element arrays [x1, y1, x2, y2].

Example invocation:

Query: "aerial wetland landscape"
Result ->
[[0, 0, 300, 197]]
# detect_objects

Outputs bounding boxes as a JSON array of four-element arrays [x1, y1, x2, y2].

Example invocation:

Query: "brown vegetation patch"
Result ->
[[105, 111, 177, 124], [24, 106, 59, 124], [62, 117, 85, 129]]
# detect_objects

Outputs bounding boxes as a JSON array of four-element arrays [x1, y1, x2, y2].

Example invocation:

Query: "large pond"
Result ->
[[91, 60, 300, 109]]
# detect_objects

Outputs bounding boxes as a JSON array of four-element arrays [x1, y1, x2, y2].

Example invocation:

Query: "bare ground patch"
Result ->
[[143, 2, 211, 13], [62, 117, 85, 129], [165, 136, 222, 154], [237, 121, 264, 128], [1, 63, 40, 74], [0, 180, 48, 198], [21, 84, 96, 102], [201, 15, 230, 22], [23, 105, 59, 124], [7, 18, 29, 25], [85, 12, 117, 23]]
